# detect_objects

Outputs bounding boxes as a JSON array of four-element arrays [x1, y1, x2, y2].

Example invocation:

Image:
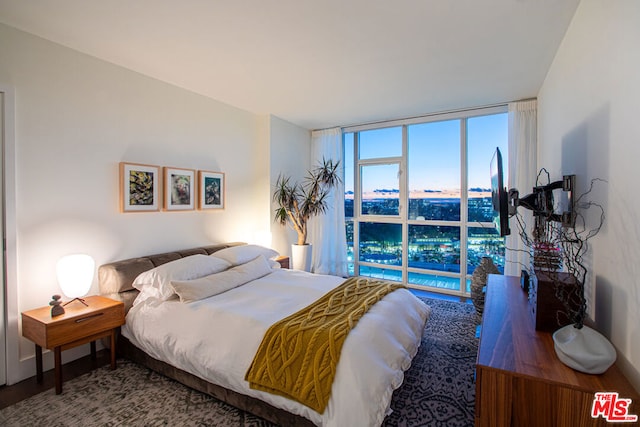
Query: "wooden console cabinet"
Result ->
[[475, 274, 639, 427]]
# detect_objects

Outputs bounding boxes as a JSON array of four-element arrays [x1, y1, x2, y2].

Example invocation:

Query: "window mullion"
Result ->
[[460, 118, 469, 296], [353, 132, 360, 277], [401, 125, 408, 284]]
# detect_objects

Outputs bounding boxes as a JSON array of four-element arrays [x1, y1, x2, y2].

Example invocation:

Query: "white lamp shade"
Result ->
[[56, 254, 95, 299]]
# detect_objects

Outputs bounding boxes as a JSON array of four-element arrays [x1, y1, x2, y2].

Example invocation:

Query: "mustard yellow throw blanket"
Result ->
[[245, 276, 405, 413]]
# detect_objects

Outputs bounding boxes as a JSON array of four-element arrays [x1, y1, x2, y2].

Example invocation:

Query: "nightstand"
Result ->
[[275, 255, 290, 269], [21, 295, 125, 394]]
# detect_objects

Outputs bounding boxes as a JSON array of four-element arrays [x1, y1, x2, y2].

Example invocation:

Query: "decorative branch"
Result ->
[[512, 172, 606, 329]]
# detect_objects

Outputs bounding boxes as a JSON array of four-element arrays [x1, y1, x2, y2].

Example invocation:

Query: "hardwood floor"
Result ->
[[0, 348, 112, 410]]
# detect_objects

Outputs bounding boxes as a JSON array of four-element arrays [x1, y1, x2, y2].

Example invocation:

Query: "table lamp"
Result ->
[[56, 254, 95, 306]]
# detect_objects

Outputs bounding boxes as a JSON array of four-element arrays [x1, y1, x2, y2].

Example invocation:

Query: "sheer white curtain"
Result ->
[[308, 127, 348, 276], [505, 99, 537, 276]]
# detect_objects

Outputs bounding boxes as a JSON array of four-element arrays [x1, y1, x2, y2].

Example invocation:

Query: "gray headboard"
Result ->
[[98, 242, 245, 312]]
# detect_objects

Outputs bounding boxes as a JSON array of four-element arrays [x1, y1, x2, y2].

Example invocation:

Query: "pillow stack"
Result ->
[[172, 255, 273, 302], [211, 244, 279, 267], [131, 245, 280, 305]]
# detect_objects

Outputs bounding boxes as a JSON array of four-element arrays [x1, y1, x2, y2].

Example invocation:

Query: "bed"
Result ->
[[98, 243, 430, 427]]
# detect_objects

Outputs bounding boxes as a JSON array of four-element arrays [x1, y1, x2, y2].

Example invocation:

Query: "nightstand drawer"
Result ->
[[45, 305, 124, 348]]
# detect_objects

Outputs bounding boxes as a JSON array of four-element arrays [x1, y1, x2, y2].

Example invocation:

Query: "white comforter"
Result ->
[[122, 268, 430, 427]]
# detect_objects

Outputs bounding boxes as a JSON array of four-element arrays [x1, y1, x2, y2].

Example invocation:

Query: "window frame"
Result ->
[[345, 105, 507, 297]]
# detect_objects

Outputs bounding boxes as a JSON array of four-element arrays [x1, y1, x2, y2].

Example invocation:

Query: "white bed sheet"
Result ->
[[122, 268, 430, 427]]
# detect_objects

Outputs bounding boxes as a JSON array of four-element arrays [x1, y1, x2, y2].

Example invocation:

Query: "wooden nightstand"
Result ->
[[275, 255, 290, 269], [21, 295, 125, 394]]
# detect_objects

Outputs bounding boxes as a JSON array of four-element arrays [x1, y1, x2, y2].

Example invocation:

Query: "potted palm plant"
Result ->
[[273, 158, 341, 270]]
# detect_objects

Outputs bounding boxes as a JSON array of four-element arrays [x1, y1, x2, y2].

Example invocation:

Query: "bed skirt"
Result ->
[[116, 333, 315, 427]]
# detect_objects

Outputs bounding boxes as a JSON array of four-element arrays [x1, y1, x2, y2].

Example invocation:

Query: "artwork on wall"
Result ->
[[164, 167, 195, 211], [119, 163, 225, 213], [119, 162, 161, 212], [198, 170, 225, 210]]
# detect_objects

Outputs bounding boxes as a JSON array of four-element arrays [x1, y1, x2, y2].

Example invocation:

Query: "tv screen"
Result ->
[[490, 147, 510, 236]]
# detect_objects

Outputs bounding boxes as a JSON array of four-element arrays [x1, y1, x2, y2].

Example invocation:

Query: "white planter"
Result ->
[[552, 324, 616, 374], [291, 244, 312, 271]]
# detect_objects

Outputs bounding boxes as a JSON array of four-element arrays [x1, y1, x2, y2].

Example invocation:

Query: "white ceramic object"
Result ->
[[291, 244, 312, 271], [552, 324, 616, 374]]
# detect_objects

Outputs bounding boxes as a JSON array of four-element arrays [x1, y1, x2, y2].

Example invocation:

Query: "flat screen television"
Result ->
[[490, 147, 510, 236]]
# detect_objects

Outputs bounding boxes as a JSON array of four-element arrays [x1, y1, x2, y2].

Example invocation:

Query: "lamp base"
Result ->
[[63, 297, 89, 307]]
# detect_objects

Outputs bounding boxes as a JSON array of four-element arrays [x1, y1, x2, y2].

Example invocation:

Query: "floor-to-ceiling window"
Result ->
[[344, 106, 508, 296]]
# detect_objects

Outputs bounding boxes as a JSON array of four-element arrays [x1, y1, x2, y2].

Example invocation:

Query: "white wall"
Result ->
[[0, 23, 289, 383], [538, 0, 640, 390], [268, 115, 312, 257]]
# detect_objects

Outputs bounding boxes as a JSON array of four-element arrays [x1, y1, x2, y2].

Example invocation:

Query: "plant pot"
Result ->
[[291, 244, 312, 271]]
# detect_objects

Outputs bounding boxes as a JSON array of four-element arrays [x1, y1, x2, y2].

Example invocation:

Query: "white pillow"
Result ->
[[132, 254, 232, 301], [171, 255, 273, 302], [211, 244, 279, 266], [269, 259, 282, 269]]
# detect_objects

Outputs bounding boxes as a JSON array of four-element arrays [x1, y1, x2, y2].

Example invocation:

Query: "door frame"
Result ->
[[1, 85, 17, 385]]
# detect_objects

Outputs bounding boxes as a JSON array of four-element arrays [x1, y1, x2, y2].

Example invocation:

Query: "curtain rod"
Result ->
[[312, 97, 536, 133]]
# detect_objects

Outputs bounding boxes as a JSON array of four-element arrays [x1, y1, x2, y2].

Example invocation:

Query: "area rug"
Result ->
[[0, 297, 479, 427], [383, 297, 479, 427]]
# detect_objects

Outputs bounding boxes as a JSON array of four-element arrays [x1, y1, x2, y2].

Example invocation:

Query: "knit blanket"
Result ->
[[245, 276, 405, 413]]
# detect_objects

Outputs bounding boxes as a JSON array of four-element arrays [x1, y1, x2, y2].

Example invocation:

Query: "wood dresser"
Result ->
[[475, 274, 639, 426]]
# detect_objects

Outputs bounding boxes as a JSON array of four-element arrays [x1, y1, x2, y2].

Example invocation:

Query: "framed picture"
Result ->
[[198, 170, 225, 210], [119, 162, 161, 212], [164, 167, 195, 211]]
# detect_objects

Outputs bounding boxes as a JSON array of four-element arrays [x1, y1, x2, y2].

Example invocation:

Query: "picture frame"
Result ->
[[198, 170, 225, 210], [119, 162, 161, 212], [164, 167, 196, 211]]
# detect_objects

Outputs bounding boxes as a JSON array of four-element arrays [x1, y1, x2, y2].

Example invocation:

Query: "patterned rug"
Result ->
[[0, 297, 479, 427], [383, 298, 479, 427]]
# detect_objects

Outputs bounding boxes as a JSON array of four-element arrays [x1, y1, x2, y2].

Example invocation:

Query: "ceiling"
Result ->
[[0, 0, 580, 130]]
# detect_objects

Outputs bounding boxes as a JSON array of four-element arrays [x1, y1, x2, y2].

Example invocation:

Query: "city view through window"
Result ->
[[344, 110, 508, 295]]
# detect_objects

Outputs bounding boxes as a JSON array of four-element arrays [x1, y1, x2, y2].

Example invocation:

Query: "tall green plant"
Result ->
[[273, 158, 341, 246]]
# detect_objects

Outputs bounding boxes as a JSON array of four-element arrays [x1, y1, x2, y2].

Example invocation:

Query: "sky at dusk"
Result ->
[[344, 112, 508, 196]]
